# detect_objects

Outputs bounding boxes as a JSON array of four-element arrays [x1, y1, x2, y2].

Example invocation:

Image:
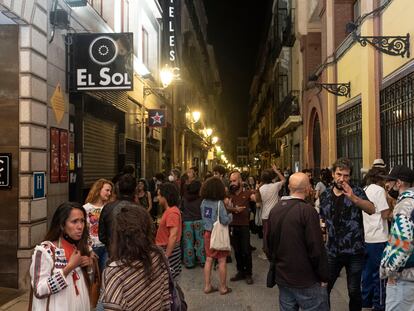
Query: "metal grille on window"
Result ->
[[336, 103, 363, 185], [380, 73, 414, 169]]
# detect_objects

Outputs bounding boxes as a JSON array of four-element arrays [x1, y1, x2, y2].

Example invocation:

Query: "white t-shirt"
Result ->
[[260, 181, 284, 220], [363, 184, 390, 243], [83, 202, 104, 247]]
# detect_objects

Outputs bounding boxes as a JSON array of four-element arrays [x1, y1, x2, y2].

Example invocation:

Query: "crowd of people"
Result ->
[[27, 158, 414, 311]]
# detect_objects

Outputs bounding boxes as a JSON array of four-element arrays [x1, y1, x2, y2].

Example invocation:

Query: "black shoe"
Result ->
[[230, 273, 245, 282], [245, 275, 253, 285], [226, 256, 232, 263]]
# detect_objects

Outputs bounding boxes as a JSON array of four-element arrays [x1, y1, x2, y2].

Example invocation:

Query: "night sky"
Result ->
[[204, 0, 270, 143]]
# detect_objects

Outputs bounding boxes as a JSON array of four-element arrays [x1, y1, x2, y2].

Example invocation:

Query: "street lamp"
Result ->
[[204, 128, 213, 138], [160, 64, 180, 88], [191, 111, 201, 123]]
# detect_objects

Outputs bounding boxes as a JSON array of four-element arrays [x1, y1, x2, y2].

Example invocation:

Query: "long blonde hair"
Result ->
[[85, 178, 114, 204]]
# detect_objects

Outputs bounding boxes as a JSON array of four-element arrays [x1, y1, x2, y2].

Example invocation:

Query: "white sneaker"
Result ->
[[258, 253, 268, 260]]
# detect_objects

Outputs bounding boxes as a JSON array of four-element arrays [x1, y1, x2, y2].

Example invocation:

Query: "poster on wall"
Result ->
[[69, 33, 134, 91], [50, 128, 60, 183], [59, 130, 69, 182]]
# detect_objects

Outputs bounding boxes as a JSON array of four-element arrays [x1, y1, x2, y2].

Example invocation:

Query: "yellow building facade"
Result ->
[[305, 0, 414, 182]]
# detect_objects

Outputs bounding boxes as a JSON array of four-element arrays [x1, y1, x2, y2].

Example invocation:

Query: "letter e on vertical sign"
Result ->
[[0, 153, 12, 189], [33, 172, 45, 200]]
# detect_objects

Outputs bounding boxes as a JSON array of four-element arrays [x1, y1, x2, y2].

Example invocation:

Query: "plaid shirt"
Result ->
[[320, 186, 369, 257]]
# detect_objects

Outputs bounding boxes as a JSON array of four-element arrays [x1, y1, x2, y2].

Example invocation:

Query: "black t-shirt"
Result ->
[[332, 192, 345, 230]]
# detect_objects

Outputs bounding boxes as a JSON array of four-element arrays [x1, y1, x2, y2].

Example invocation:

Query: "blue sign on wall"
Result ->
[[33, 172, 45, 200]]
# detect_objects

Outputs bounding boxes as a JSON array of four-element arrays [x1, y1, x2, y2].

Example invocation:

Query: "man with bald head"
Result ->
[[267, 172, 329, 310], [226, 170, 257, 285]]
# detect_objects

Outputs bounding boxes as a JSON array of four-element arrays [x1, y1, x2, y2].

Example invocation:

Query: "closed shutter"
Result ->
[[83, 114, 118, 187], [125, 140, 140, 177]]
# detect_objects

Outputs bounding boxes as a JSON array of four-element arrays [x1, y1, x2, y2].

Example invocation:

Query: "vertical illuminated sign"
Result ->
[[168, 0, 176, 62]]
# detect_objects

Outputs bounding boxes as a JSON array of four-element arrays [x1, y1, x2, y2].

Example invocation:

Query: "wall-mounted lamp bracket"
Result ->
[[353, 33, 410, 58], [316, 82, 351, 97]]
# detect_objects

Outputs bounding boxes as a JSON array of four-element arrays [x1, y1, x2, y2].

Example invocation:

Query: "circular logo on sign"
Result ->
[[89, 36, 118, 65]]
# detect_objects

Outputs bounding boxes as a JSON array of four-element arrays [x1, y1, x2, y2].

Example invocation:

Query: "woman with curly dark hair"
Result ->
[[101, 204, 170, 310], [200, 177, 233, 295]]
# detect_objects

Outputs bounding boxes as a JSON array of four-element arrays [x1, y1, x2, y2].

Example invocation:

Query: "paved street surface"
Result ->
[[180, 233, 350, 311], [1, 234, 349, 311]]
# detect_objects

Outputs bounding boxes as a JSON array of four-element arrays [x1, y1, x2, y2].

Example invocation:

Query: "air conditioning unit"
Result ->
[[49, 9, 69, 29]]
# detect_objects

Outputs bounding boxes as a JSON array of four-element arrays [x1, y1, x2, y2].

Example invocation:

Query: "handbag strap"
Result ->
[[269, 204, 294, 263]]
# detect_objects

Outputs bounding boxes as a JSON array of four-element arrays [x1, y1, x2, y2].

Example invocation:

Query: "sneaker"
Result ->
[[258, 253, 268, 260], [245, 275, 253, 285], [230, 273, 245, 282]]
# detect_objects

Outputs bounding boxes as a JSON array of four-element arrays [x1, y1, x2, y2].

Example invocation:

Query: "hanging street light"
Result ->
[[191, 111, 201, 123]]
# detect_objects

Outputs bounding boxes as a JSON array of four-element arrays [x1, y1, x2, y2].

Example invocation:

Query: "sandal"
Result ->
[[220, 287, 232, 295], [204, 286, 218, 294]]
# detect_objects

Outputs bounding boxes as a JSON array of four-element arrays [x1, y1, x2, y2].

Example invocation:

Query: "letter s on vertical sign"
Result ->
[[169, 50, 176, 61]]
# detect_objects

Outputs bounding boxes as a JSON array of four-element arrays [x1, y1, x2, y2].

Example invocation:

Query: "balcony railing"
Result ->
[[282, 9, 296, 47], [274, 90, 300, 128]]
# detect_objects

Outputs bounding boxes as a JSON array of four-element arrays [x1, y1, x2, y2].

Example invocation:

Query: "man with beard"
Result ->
[[226, 171, 257, 285], [379, 165, 414, 310], [320, 158, 375, 311]]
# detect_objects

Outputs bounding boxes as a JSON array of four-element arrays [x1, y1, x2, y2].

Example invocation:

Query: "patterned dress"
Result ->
[[29, 241, 90, 311]]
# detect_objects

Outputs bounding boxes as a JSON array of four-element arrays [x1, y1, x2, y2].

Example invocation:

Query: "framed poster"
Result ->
[[59, 129, 69, 182], [50, 128, 60, 183]]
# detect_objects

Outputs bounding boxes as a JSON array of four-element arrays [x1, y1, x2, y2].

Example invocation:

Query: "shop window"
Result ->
[[380, 72, 414, 169], [336, 103, 362, 185]]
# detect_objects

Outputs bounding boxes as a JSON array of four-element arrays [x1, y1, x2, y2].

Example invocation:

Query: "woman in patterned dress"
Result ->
[[83, 178, 113, 272], [29, 202, 93, 310]]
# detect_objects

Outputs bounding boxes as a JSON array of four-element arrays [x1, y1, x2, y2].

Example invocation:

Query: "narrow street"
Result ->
[[0, 232, 350, 311], [181, 234, 350, 311]]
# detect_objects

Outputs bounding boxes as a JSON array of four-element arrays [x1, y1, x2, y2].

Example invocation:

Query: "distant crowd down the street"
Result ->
[[27, 158, 414, 310]]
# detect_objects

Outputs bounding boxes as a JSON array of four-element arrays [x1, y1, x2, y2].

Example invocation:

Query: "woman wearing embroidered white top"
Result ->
[[29, 202, 93, 311], [361, 167, 391, 311], [83, 178, 113, 272]]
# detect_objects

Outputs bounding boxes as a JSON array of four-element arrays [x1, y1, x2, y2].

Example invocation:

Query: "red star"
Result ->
[[151, 112, 163, 125]]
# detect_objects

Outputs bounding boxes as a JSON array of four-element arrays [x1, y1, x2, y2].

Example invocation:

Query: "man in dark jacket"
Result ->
[[99, 174, 139, 249], [267, 172, 329, 311]]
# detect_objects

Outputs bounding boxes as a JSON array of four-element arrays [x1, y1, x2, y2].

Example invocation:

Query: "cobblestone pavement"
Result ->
[[180, 233, 350, 311], [1, 234, 349, 311]]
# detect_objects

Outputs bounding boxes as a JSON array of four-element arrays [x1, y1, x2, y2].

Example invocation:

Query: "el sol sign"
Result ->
[[69, 33, 133, 91]]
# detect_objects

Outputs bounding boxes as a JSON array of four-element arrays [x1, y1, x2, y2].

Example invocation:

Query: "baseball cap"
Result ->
[[382, 165, 414, 183], [372, 158, 386, 168]]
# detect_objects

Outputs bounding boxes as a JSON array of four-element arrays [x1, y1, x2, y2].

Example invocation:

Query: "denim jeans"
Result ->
[[278, 283, 329, 311], [230, 225, 252, 276], [362, 242, 387, 310], [93, 245, 108, 273], [386, 279, 414, 311], [328, 254, 364, 311]]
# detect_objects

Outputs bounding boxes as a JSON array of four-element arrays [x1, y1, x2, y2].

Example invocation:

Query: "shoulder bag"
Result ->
[[266, 205, 294, 288], [160, 251, 187, 311], [88, 257, 101, 308], [210, 201, 231, 251]]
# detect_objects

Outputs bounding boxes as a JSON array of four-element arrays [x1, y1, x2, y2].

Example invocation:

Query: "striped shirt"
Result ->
[[101, 251, 171, 310]]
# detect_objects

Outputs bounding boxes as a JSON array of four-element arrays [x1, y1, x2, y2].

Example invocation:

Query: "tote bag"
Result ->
[[210, 201, 231, 251]]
